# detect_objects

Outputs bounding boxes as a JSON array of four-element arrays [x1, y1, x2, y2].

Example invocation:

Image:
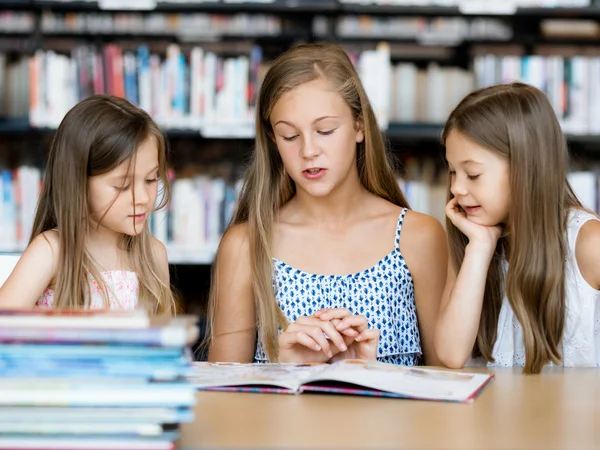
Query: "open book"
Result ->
[[190, 360, 494, 403]]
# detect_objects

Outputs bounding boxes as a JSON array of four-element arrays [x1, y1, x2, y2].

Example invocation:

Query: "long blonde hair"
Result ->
[[32, 95, 175, 314], [442, 82, 582, 374], [206, 43, 409, 361]]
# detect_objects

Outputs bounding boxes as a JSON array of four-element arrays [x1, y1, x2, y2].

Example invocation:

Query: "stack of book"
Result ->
[[0, 309, 199, 450]]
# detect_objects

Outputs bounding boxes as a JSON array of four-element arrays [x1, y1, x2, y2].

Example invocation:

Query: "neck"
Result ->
[[292, 168, 370, 224], [86, 222, 121, 249]]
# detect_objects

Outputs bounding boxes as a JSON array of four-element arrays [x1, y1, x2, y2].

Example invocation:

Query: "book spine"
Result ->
[[0, 326, 189, 347]]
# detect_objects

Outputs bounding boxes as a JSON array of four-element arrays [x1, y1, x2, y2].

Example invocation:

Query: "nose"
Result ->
[[450, 176, 468, 198], [133, 181, 150, 207], [299, 134, 320, 160]]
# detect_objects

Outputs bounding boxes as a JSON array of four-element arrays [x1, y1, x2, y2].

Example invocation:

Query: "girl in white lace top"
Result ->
[[0, 95, 175, 314], [435, 83, 600, 373]]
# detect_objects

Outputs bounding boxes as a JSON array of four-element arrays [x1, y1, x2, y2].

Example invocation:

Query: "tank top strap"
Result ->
[[394, 207, 409, 251]]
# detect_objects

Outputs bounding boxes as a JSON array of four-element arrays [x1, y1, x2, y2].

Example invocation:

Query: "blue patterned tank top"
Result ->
[[254, 207, 422, 365]]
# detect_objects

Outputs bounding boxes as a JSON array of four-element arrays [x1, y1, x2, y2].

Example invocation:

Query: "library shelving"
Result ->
[[1, 0, 600, 315]]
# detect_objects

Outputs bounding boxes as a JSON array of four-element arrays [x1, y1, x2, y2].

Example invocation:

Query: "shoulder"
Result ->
[[574, 215, 600, 290], [215, 222, 251, 268], [150, 237, 168, 262], [400, 210, 447, 273], [29, 230, 60, 264], [402, 210, 447, 245], [219, 222, 250, 253], [0, 231, 60, 308]]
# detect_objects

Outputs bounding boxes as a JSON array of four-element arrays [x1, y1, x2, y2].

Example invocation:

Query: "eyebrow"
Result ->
[[274, 116, 339, 127], [110, 166, 159, 180], [460, 159, 483, 166], [447, 159, 483, 166]]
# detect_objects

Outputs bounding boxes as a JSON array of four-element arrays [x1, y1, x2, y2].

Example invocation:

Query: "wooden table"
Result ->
[[179, 367, 600, 449]]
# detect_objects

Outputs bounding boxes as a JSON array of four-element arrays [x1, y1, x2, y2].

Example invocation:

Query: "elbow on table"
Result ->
[[435, 344, 470, 370]]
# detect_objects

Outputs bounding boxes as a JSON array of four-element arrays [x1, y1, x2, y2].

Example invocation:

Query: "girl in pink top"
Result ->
[[0, 95, 175, 314]]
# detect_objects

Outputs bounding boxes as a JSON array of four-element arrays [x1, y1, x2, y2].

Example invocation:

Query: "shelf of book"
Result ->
[[339, 4, 600, 17], [1, 0, 599, 275], [2, 1, 598, 17], [28, 0, 339, 13], [0, 0, 600, 18], [4, 119, 600, 147]]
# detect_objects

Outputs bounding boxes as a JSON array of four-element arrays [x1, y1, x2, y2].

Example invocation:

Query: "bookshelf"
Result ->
[[1, 0, 600, 314]]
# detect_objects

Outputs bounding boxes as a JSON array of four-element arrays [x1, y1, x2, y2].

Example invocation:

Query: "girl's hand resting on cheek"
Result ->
[[445, 197, 503, 253], [314, 308, 380, 362]]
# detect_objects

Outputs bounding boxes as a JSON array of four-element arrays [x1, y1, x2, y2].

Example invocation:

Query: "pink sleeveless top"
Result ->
[[37, 270, 139, 310]]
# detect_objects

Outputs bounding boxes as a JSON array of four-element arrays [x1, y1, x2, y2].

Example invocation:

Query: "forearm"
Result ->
[[435, 244, 494, 368], [207, 332, 256, 363]]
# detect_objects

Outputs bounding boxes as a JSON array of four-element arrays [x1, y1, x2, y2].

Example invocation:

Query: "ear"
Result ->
[[355, 120, 365, 144]]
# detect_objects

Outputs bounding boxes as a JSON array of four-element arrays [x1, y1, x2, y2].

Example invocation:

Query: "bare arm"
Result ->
[[0, 231, 59, 309], [434, 198, 502, 368], [575, 218, 600, 290], [207, 223, 256, 363], [401, 211, 447, 366]]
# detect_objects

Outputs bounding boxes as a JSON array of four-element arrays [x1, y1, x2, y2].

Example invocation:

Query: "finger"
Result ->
[[281, 327, 332, 358], [317, 308, 352, 321], [445, 196, 459, 212], [294, 324, 335, 358], [295, 315, 322, 326], [335, 315, 368, 333], [279, 331, 322, 353], [330, 318, 358, 337], [316, 320, 348, 353], [313, 308, 329, 318], [356, 328, 380, 343], [445, 198, 466, 222], [289, 317, 350, 353], [300, 326, 335, 359]]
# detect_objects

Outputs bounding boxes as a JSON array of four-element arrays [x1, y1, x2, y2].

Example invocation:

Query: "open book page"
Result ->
[[190, 360, 493, 402], [190, 362, 329, 393], [301, 360, 493, 402]]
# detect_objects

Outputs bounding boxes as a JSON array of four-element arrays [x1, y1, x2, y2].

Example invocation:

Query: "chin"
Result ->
[[297, 184, 334, 198], [467, 215, 499, 227], [122, 225, 146, 237]]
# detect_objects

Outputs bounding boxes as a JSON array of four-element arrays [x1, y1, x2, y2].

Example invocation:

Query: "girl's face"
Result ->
[[446, 130, 511, 227], [269, 78, 364, 199], [87, 135, 160, 237]]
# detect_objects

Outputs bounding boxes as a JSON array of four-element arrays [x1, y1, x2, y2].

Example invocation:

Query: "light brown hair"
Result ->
[[442, 82, 582, 374], [206, 43, 408, 361], [32, 94, 175, 314]]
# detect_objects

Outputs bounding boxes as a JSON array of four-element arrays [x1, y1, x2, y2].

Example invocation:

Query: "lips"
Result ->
[[461, 205, 481, 214], [302, 168, 327, 180], [129, 212, 147, 221]]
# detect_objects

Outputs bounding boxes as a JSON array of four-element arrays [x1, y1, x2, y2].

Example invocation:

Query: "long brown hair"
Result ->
[[442, 82, 582, 374], [32, 94, 175, 314], [206, 43, 409, 361]]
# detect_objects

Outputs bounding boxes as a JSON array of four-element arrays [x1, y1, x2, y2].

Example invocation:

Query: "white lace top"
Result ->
[[471, 209, 600, 368]]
